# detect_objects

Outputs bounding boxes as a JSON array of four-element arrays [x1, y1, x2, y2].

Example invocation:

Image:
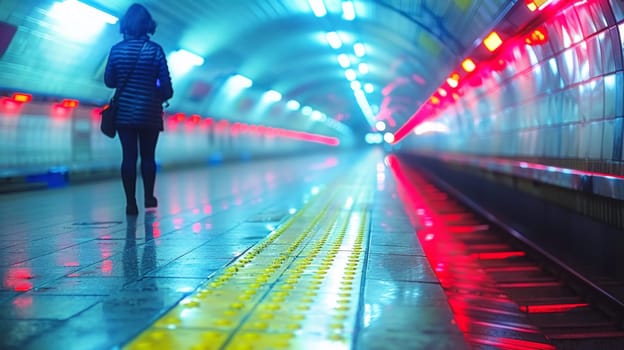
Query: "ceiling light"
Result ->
[[461, 58, 476, 72], [483, 31, 503, 52], [326, 32, 342, 49], [358, 63, 369, 74], [286, 100, 300, 110], [525, 0, 554, 11], [342, 1, 356, 20], [353, 43, 365, 57], [345, 69, 357, 81], [337, 53, 350, 68], [308, 0, 327, 17], [446, 72, 460, 88], [229, 74, 253, 89], [264, 90, 282, 102]]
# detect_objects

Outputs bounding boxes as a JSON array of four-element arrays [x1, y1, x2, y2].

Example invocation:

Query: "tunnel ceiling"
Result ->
[[1, 0, 513, 140]]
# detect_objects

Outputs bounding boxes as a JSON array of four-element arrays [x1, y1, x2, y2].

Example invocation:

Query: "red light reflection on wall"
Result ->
[[51, 104, 73, 119], [0, 97, 25, 115]]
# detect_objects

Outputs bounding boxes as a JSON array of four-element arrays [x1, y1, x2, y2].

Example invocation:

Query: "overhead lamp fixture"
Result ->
[[364, 83, 374, 93], [345, 69, 357, 81], [308, 0, 327, 17], [353, 43, 365, 57], [483, 31, 503, 52], [48, 0, 118, 42], [358, 63, 369, 74], [342, 1, 356, 20], [525, 0, 554, 11], [461, 58, 476, 72], [286, 100, 300, 110], [351, 81, 362, 90], [446, 72, 460, 88], [49, 0, 118, 24], [171, 49, 204, 66], [168, 49, 205, 76], [326, 31, 342, 49], [310, 110, 326, 121], [525, 27, 548, 45], [263, 90, 282, 102], [337, 53, 350, 68], [229, 74, 253, 89], [11, 93, 32, 103]]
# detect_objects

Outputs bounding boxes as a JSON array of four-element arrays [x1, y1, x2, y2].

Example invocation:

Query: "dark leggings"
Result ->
[[117, 127, 160, 204]]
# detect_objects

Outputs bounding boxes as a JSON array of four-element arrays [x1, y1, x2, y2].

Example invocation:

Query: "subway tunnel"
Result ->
[[2, 0, 624, 349]]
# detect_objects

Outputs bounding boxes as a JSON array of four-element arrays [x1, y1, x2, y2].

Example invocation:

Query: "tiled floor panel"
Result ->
[[0, 150, 466, 349]]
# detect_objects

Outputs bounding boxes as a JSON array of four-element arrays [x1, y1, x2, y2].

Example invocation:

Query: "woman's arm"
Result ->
[[104, 48, 117, 88], [157, 47, 173, 101]]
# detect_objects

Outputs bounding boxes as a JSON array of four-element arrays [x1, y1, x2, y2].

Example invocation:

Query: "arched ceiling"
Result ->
[[0, 0, 513, 142]]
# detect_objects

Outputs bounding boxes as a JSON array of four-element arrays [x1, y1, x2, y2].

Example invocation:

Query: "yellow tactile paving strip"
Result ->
[[124, 173, 372, 350]]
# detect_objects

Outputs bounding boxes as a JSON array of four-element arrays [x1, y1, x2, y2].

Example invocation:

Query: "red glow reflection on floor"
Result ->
[[448, 224, 490, 233], [5, 268, 34, 292], [520, 303, 589, 313], [471, 336, 556, 350], [13, 295, 33, 309], [472, 251, 526, 260], [192, 222, 201, 234], [386, 155, 555, 349]]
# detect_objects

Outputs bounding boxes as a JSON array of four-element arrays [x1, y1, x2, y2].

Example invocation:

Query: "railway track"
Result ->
[[388, 156, 624, 349]]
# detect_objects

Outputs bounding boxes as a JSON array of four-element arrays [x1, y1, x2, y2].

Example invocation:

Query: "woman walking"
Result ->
[[104, 3, 173, 215]]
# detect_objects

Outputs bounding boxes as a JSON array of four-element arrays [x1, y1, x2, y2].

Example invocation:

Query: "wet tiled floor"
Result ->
[[0, 150, 467, 350]]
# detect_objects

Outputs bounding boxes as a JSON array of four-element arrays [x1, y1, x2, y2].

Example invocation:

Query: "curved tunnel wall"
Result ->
[[0, 101, 342, 190], [395, 0, 624, 266], [402, 0, 624, 174]]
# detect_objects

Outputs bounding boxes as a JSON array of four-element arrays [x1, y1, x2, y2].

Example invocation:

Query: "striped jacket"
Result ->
[[104, 36, 173, 131]]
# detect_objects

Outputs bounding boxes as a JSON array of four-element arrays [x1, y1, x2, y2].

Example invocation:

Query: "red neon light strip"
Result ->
[[520, 303, 588, 313], [391, 103, 428, 144], [277, 129, 339, 146], [472, 251, 525, 260], [447, 224, 490, 233]]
